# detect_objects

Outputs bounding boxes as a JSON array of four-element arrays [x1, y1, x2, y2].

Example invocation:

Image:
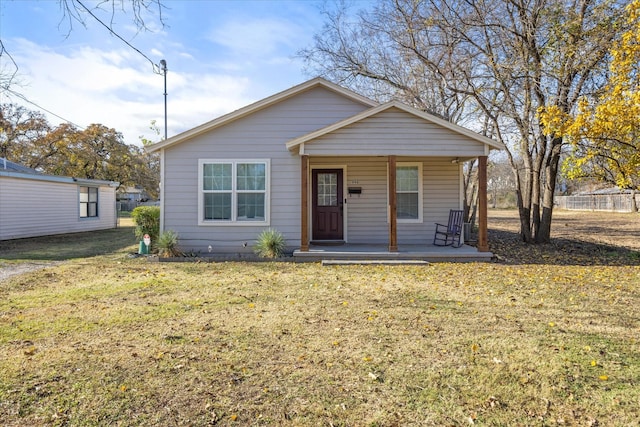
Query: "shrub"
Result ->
[[254, 228, 286, 258], [131, 206, 160, 243], [156, 230, 182, 258]]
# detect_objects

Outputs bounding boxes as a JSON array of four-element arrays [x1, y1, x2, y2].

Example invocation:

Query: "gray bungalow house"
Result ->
[[146, 78, 503, 259]]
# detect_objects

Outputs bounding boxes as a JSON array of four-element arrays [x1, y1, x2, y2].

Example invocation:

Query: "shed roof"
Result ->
[[0, 158, 118, 187], [0, 158, 43, 175]]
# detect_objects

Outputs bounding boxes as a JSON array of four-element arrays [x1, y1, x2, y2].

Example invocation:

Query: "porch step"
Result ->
[[322, 259, 429, 266], [293, 245, 494, 263]]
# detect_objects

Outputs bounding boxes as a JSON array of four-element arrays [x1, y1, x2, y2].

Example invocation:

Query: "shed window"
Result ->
[[80, 187, 98, 218], [199, 160, 270, 225]]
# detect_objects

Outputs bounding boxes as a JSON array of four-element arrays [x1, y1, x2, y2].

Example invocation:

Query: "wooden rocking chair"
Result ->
[[433, 209, 464, 248]]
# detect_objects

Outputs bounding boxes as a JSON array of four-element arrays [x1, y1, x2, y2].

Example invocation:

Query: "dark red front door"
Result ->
[[312, 169, 344, 241]]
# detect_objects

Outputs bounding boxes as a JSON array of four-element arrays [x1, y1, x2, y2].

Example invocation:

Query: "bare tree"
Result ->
[[488, 158, 518, 208], [301, 0, 628, 242], [58, 0, 166, 33]]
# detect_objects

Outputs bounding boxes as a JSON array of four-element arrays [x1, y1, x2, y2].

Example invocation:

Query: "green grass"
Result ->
[[1, 259, 638, 426], [0, 213, 639, 425], [0, 225, 137, 262]]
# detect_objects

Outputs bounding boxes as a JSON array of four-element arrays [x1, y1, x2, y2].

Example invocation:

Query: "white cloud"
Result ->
[[1, 1, 325, 147], [5, 38, 256, 145], [208, 16, 303, 58]]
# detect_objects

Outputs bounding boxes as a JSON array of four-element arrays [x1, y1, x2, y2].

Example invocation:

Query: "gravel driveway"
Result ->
[[0, 262, 63, 282]]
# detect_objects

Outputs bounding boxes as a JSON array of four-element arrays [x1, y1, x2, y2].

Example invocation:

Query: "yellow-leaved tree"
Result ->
[[541, 0, 640, 210]]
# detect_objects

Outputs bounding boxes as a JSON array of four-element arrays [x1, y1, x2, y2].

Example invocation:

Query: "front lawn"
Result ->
[[0, 211, 638, 426]]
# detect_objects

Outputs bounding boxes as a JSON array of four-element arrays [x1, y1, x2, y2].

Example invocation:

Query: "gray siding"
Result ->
[[0, 177, 117, 240], [310, 157, 461, 245], [162, 86, 371, 253], [304, 108, 487, 157]]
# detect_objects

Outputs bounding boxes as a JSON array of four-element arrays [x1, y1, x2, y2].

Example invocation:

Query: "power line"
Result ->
[[74, 0, 163, 74], [1, 1, 163, 130], [0, 40, 19, 89], [5, 88, 85, 129]]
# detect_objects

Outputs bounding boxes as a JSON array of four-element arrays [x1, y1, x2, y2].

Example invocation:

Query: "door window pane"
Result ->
[[317, 172, 338, 206]]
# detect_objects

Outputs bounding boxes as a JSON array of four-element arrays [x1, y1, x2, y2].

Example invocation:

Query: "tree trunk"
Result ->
[[536, 137, 563, 243], [463, 160, 478, 223], [518, 151, 534, 243]]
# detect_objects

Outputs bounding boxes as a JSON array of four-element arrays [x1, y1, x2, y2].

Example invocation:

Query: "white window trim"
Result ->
[[387, 162, 423, 224], [198, 159, 270, 226]]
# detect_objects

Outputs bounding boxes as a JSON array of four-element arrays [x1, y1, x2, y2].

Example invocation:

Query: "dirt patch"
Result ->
[[488, 209, 640, 265]]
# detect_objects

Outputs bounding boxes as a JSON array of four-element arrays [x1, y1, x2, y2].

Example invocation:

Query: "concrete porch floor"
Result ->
[[292, 243, 494, 263]]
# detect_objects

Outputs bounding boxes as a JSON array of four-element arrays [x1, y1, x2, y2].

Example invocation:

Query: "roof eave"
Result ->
[[0, 170, 118, 187]]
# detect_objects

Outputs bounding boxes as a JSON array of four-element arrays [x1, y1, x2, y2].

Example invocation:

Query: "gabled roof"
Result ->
[[285, 101, 504, 151], [146, 77, 378, 153]]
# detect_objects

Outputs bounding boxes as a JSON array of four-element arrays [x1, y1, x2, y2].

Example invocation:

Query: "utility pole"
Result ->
[[160, 59, 168, 140]]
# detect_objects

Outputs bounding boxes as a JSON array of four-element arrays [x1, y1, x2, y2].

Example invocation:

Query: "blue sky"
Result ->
[[0, 0, 346, 145]]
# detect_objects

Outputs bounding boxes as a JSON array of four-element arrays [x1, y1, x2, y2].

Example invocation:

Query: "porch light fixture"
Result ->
[[451, 158, 460, 164]]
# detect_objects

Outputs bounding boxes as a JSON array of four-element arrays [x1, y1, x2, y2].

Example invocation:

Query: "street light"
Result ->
[[159, 59, 168, 140]]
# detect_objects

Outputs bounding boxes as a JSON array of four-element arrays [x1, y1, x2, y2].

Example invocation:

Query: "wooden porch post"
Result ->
[[477, 155, 489, 252], [300, 155, 309, 252], [388, 155, 398, 252]]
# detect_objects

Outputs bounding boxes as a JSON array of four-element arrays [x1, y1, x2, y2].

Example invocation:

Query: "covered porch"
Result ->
[[286, 101, 501, 260], [296, 154, 490, 259]]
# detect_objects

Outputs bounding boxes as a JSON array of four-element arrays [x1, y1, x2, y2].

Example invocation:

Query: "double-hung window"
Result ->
[[80, 186, 98, 218], [200, 159, 269, 224], [395, 163, 423, 222]]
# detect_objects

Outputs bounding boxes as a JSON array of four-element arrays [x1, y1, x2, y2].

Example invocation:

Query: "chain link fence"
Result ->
[[555, 194, 639, 212]]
